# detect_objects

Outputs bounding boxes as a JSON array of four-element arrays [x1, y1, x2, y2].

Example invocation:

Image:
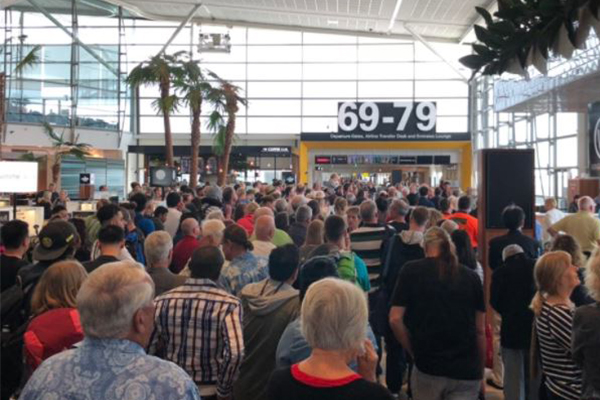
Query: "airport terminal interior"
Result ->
[[1, 0, 600, 399]]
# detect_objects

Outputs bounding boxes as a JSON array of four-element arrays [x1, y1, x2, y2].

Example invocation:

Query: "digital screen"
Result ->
[[315, 156, 332, 165], [331, 155, 348, 164], [0, 161, 38, 193]]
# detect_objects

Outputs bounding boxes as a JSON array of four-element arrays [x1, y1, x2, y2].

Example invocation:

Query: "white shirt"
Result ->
[[542, 208, 566, 243], [251, 240, 276, 258], [164, 207, 182, 238]]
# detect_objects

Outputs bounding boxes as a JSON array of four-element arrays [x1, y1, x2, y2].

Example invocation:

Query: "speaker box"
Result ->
[[481, 149, 535, 229], [149, 167, 176, 187]]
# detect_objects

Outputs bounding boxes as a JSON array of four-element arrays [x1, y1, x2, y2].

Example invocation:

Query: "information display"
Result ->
[[0, 162, 38, 193]]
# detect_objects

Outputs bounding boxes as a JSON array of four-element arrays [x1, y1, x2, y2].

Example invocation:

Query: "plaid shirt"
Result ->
[[218, 251, 269, 296], [148, 279, 244, 397]]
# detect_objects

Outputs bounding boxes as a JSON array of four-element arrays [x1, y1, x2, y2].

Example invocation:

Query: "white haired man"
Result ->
[[145, 231, 186, 296], [19, 261, 200, 400], [549, 196, 600, 256]]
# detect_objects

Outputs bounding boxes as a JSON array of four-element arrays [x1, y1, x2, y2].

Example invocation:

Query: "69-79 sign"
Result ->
[[337, 102, 437, 135]]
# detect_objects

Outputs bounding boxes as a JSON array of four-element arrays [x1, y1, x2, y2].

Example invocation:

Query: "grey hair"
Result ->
[[359, 200, 377, 221], [389, 199, 409, 217], [207, 210, 225, 221], [201, 219, 226, 244], [296, 205, 312, 224], [144, 231, 173, 266], [77, 261, 154, 339], [290, 195, 308, 211], [301, 277, 367, 352], [274, 198, 288, 214]]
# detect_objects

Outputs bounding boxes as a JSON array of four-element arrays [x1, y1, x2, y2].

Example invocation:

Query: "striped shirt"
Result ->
[[148, 279, 245, 398], [535, 302, 582, 400], [350, 223, 393, 289]]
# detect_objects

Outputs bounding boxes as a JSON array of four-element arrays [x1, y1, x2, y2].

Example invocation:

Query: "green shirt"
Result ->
[[251, 229, 293, 248]]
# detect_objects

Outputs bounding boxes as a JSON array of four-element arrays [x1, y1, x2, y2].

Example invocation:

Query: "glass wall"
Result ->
[[2, 0, 471, 138], [471, 76, 580, 207]]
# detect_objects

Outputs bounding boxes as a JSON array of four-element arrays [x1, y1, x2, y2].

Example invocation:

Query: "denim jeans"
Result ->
[[411, 367, 481, 400], [501, 348, 530, 400]]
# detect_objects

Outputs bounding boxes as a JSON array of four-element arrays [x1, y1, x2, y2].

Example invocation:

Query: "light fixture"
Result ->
[[387, 0, 404, 33], [327, 20, 339, 26]]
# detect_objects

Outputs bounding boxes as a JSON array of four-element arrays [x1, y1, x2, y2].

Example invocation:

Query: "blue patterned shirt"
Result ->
[[218, 251, 268, 296], [19, 338, 201, 400]]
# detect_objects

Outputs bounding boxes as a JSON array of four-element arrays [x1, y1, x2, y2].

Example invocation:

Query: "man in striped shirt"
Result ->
[[149, 246, 244, 400], [350, 200, 394, 290]]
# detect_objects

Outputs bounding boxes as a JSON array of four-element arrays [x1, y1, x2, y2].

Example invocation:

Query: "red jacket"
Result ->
[[24, 308, 84, 371], [449, 212, 479, 248], [170, 235, 200, 274]]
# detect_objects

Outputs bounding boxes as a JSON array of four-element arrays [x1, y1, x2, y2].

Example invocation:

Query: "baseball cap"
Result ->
[[502, 244, 524, 262], [33, 220, 79, 261]]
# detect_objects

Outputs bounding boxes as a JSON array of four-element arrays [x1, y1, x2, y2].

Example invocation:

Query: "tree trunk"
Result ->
[[52, 160, 61, 187], [190, 105, 201, 188], [160, 83, 174, 167], [218, 116, 235, 186]]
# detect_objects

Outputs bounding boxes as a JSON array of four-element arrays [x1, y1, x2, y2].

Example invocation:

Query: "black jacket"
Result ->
[[488, 230, 540, 271], [490, 254, 536, 349]]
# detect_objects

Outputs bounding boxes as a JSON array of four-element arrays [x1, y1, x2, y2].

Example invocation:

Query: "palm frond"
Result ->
[[212, 125, 227, 156], [15, 45, 41, 74], [42, 122, 63, 145], [206, 110, 225, 132], [153, 95, 180, 115]]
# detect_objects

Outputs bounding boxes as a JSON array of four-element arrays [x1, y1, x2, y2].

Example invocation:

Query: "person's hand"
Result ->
[[357, 339, 378, 383]]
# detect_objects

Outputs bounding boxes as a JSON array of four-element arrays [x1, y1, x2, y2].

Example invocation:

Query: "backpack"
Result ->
[[335, 251, 358, 285], [1, 276, 35, 331]]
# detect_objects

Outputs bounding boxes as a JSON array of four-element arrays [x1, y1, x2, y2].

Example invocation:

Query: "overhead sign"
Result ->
[[0, 162, 38, 193], [301, 101, 470, 142], [338, 101, 437, 135], [261, 147, 291, 154], [315, 156, 332, 165]]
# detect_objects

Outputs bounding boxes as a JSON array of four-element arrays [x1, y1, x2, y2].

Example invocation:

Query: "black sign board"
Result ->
[[79, 173, 92, 185], [416, 156, 433, 164], [301, 131, 470, 142], [331, 155, 348, 164], [590, 102, 600, 174], [282, 172, 296, 185], [315, 156, 332, 165], [398, 156, 417, 164]]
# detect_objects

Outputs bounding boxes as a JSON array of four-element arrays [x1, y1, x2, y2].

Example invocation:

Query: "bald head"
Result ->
[[254, 215, 275, 241], [181, 217, 200, 237], [579, 196, 595, 212], [254, 207, 274, 219]]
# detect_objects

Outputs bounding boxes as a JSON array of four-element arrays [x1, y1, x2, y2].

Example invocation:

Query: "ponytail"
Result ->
[[530, 291, 545, 316], [424, 227, 459, 280]]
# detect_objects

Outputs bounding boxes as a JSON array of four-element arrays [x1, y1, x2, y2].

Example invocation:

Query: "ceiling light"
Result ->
[[327, 20, 339, 25], [387, 0, 404, 33]]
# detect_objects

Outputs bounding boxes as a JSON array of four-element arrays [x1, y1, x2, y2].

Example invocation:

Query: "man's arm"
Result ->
[[389, 306, 413, 358], [217, 304, 245, 400]]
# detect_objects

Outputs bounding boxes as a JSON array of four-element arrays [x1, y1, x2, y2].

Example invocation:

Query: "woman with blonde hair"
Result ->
[[25, 261, 88, 372], [531, 251, 582, 400], [299, 220, 324, 265], [572, 249, 600, 399], [551, 234, 595, 306], [334, 197, 348, 218]]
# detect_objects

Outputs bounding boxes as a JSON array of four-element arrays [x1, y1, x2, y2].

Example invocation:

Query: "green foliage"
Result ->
[[42, 122, 91, 161], [460, 0, 600, 77], [15, 45, 41, 74]]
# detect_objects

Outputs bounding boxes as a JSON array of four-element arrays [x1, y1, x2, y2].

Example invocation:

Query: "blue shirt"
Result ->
[[275, 319, 379, 370], [135, 212, 156, 237], [218, 251, 269, 297], [19, 338, 201, 400], [354, 254, 371, 292]]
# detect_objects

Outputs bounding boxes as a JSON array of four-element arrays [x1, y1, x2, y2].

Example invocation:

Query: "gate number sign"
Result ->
[[338, 102, 437, 134]]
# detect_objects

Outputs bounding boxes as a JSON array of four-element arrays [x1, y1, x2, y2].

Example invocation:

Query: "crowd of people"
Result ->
[[1, 174, 600, 400]]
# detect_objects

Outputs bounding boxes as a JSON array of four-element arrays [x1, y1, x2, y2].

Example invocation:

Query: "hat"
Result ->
[[502, 244, 524, 262], [33, 220, 79, 261], [265, 185, 277, 196], [204, 186, 222, 201]]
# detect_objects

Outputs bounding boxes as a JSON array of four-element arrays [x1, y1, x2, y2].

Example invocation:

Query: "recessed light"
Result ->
[[327, 20, 339, 25]]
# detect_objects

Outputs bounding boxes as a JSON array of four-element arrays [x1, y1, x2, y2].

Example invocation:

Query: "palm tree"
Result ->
[[43, 122, 91, 186], [175, 59, 213, 188], [206, 72, 247, 186], [126, 53, 184, 167]]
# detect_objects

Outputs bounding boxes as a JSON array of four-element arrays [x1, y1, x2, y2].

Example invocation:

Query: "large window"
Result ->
[[3, 0, 471, 138]]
